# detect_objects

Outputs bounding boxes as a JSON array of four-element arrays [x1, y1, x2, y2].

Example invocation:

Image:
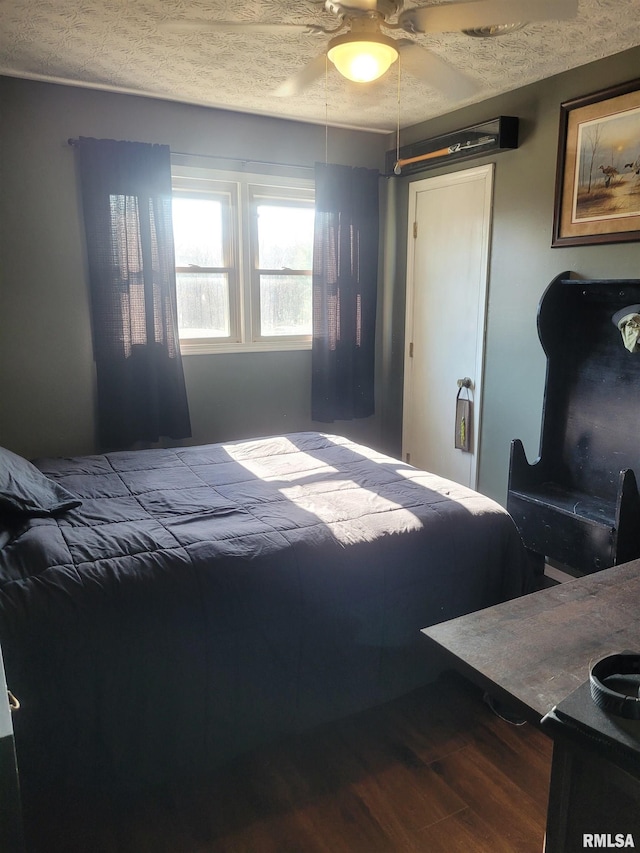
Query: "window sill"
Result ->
[[180, 339, 312, 356]]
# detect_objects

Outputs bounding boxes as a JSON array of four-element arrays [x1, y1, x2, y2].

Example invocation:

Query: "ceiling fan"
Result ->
[[165, 0, 578, 98]]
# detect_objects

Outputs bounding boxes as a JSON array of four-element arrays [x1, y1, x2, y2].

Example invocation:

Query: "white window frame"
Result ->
[[171, 156, 314, 355], [173, 180, 240, 347]]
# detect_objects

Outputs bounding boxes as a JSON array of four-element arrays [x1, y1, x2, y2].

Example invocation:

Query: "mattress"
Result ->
[[0, 431, 532, 795]]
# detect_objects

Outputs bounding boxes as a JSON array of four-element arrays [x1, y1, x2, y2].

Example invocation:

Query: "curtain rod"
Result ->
[[67, 138, 315, 174], [67, 140, 388, 177]]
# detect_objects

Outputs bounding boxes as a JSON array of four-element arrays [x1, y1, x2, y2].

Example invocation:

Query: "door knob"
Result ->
[[457, 377, 473, 389]]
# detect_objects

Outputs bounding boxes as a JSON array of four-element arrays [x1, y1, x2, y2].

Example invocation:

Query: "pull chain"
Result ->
[[325, 54, 329, 165], [396, 53, 401, 168]]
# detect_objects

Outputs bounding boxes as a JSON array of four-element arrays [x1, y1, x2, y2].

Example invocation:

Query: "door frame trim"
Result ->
[[402, 163, 494, 489]]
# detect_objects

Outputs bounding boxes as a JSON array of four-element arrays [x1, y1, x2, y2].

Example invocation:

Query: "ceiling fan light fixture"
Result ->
[[327, 31, 398, 83]]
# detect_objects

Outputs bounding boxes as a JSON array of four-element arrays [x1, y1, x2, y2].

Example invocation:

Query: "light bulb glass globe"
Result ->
[[327, 35, 398, 83]]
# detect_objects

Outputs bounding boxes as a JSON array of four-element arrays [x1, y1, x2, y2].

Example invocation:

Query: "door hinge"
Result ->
[[409, 342, 414, 357], [413, 221, 418, 238]]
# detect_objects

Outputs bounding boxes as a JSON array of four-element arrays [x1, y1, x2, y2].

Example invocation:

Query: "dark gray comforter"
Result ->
[[0, 432, 532, 795]]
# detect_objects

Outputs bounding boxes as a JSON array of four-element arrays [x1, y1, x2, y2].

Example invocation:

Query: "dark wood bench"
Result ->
[[507, 272, 640, 574]]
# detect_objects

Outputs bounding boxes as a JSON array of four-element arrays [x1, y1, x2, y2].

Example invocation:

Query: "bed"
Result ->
[[0, 431, 532, 800]]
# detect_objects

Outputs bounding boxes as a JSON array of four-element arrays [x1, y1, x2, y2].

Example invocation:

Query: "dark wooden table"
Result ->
[[423, 559, 640, 851], [421, 558, 640, 723]]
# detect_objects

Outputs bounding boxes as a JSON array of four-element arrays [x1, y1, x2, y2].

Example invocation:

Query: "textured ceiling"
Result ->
[[1, 0, 640, 133]]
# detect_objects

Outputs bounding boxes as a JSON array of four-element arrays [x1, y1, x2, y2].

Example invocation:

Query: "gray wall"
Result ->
[[383, 46, 640, 504], [2, 52, 640, 505], [0, 77, 387, 459]]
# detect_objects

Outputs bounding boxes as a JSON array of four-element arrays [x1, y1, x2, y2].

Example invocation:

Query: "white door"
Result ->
[[402, 164, 494, 489]]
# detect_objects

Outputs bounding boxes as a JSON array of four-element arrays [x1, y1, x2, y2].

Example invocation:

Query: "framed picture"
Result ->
[[552, 78, 640, 247]]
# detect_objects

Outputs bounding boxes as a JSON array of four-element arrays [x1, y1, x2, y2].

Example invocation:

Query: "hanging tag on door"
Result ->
[[455, 383, 473, 453]]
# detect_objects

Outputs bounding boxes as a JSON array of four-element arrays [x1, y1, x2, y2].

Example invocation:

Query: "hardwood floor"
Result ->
[[25, 672, 552, 853]]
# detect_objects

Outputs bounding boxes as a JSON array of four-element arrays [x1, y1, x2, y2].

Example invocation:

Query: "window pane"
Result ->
[[176, 272, 230, 338], [257, 205, 314, 270], [259, 275, 311, 337], [173, 197, 224, 267]]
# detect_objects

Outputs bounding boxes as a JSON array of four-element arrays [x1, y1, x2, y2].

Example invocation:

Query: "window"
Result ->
[[172, 188, 236, 342], [251, 191, 314, 341], [171, 158, 314, 354]]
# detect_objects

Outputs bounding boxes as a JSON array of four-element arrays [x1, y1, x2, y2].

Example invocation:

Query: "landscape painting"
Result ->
[[552, 79, 640, 246]]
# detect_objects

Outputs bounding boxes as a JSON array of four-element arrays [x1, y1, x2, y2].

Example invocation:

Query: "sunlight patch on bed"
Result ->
[[220, 434, 479, 541], [225, 436, 341, 483], [277, 478, 427, 545]]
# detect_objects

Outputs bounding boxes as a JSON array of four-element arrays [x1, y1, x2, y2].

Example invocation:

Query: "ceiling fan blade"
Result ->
[[160, 20, 317, 35], [275, 53, 328, 97], [399, 0, 577, 35], [338, 0, 379, 12], [397, 41, 479, 100]]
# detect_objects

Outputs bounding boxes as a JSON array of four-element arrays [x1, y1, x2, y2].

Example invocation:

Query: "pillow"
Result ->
[[0, 446, 82, 517]]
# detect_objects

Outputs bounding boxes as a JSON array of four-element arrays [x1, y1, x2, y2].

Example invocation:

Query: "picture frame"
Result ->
[[552, 78, 640, 247]]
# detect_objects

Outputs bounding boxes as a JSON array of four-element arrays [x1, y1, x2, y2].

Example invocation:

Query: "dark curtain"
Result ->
[[76, 137, 191, 449], [311, 162, 379, 422]]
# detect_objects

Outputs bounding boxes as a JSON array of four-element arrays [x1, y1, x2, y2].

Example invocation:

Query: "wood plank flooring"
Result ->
[[24, 672, 552, 853]]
